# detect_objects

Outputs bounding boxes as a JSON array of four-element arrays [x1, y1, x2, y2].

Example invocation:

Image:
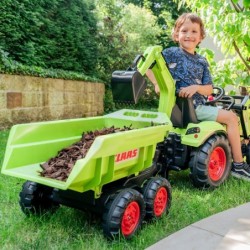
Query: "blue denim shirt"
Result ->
[[162, 47, 213, 108]]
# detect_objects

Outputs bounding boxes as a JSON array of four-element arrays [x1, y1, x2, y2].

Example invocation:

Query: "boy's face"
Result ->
[[175, 19, 202, 54]]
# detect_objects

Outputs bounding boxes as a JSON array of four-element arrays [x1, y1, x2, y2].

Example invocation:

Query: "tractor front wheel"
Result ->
[[19, 181, 59, 215], [142, 177, 171, 219], [102, 188, 145, 239], [189, 134, 231, 188]]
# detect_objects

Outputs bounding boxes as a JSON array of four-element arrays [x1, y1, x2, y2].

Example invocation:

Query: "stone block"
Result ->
[[41, 92, 49, 106], [22, 76, 45, 92], [64, 80, 77, 92], [0, 109, 12, 128], [79, 82, 86, 93], [47, 78, 64, 92], [78, 93, 88, 105], [49, 105, 64, 119], [10, 75, 27, 91], [22, 92, 39, 107], [48, 92, 64, 106], [0, 92, 6, 109], [64, 92, 79, 105], [7, 92, 22, 109]]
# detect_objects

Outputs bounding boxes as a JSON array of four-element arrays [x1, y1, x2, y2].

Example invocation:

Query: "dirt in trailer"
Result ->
[[39, 126, 133, 181]]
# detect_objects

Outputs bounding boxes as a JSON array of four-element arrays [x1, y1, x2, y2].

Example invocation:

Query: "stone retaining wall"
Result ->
[[0, 74, 105, 129]]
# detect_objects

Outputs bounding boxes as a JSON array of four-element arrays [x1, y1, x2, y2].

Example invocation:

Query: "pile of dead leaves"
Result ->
[[40, 126, 133, 181]]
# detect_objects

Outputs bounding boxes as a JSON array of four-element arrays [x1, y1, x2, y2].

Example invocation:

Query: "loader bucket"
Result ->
[[111, 70, 147, 104]]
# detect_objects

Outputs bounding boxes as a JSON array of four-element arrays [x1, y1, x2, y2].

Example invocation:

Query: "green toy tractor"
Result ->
[[1, 45, 249, 239], [112, 46, 250, 189]]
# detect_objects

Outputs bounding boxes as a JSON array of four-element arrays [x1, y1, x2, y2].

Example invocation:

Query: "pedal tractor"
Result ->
[[1, 46, 249, 239], [111, 46, 250, 188]]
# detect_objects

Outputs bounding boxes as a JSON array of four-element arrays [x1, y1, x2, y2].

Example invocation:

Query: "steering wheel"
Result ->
[[205, 86, 225, 105]]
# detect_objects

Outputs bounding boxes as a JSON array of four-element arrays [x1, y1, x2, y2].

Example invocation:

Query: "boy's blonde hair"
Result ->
[[172, 13, 206, 42]]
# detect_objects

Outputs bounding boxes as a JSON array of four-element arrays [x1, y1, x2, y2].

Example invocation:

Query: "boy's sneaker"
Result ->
[[231, 162, 250, 181]]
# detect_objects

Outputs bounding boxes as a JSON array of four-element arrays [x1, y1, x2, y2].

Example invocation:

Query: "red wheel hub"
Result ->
[[154, 187, 168, 217], [121, 201, 140, 236], [208, 146, 226, 181]]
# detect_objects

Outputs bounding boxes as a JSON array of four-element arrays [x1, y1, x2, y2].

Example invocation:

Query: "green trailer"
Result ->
[[2, 110, 171, 195]]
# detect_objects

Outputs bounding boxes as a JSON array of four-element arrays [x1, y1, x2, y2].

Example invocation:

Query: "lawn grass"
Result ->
[[1, 129, 250, 250]]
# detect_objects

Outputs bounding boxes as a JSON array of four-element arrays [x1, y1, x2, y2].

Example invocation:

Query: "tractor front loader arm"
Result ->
[[111, 46, 176, 117], [137, 46, 176, 117]]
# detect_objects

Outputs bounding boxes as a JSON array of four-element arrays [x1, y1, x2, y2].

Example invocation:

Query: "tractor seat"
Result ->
[[170, 97, 199, 128]]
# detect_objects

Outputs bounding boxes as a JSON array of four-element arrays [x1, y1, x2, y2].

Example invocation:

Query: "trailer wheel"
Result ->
[[19, 181, 59, 215], [102, 188, 145, 239], [142, 177, 171, 219], [189, 134, 232, 188]]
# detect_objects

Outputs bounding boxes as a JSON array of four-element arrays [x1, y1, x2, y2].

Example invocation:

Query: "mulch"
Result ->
[[40, 126, 133, 181]]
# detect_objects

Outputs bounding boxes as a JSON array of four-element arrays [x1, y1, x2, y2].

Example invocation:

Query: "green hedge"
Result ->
[[0, 0, 98, 74], [0, 48, 101, 83]]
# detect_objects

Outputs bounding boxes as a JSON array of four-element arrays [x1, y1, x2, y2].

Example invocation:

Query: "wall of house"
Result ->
[[0, 74, 105, 129], [200, 36, 241, 94]]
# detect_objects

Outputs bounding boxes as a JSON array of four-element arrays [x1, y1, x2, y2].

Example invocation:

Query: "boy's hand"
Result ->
[[155, 84, 160, 95], [179, 85, 199, 98]]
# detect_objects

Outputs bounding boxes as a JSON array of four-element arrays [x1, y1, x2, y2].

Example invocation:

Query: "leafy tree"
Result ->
[[95, 0, 162, 81], [95, 0, 164, 111], [176, 0, 250, 88], [123, 0, 188, 48]]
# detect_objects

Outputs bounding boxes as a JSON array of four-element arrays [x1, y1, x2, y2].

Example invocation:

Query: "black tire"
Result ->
[[19, 181, 59, 215], [102, 188, 145, 239], [189, 134, 232, 188], [142, 177, 171, 219]]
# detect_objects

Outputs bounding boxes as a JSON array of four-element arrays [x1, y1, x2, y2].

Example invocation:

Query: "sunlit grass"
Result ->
[[1, 129, 250, 250]]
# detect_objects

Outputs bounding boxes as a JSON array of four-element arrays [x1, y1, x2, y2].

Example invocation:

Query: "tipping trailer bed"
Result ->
[[2, 109, 171, 197]]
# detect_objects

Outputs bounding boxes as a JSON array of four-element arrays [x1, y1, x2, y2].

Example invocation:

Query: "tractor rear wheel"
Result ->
[[142, 177, 171, 219], [102, 188, 145, 239], [19, 181, 59, 215], [189, 134, 231, 188]]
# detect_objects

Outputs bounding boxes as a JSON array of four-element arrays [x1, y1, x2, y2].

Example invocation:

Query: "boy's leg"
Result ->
[[196, 106, 241, 159], [195, 105, 250, 181], [216, 109, 242, 162], [216, 109, 250, 181]]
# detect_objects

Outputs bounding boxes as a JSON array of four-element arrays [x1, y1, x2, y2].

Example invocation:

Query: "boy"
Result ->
[[147, 13, 250, 180]]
